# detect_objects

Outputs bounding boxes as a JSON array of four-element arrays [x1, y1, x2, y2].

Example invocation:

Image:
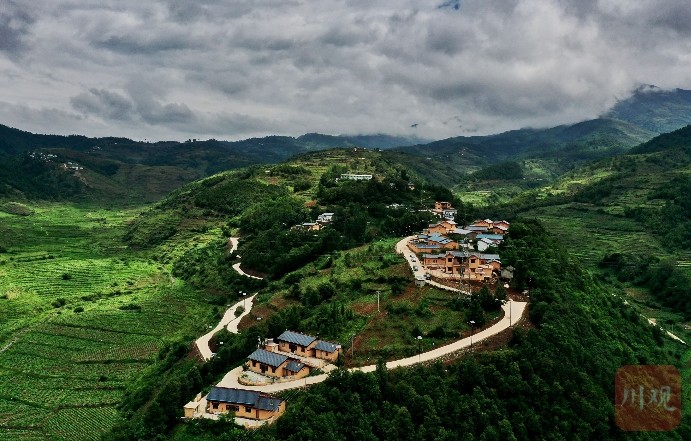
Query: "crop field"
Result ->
[[521, 203, 668, 265], [0, 203, 213, 440]]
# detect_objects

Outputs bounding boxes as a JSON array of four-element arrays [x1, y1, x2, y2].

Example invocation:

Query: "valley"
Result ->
[[1, 90, 690, 440]]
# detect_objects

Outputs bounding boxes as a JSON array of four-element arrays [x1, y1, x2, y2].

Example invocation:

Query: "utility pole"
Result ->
[[377, 290, 380, 313], [469, 320, 475, 348]]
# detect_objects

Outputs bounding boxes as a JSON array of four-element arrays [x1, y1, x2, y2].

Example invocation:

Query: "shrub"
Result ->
[[52, 298, 66, 308], [61, 273, 71, 280], [74, 306, 84, 313], [119, 303, 142, 311]]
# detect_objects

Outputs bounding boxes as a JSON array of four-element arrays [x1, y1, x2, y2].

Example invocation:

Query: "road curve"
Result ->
[[217, 299, 527, 393], [195, 294, 257, 361]]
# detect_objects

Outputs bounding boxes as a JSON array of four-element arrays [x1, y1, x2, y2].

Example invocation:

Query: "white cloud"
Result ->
[[1, 0, 690, 141]]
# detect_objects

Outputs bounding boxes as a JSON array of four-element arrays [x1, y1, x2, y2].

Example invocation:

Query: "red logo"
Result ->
[[615, 365, 681, 431]]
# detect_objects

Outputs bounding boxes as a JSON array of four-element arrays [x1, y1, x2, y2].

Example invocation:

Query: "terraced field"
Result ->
[[522, 203, 691, 276], [0, 204, 213, 440]]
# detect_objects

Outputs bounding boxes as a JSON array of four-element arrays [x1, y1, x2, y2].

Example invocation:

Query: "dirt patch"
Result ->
[[352, 301, 378, 315], [237, 295, 299, 331]]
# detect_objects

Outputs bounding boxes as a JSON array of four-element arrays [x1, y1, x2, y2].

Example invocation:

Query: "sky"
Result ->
[[1, 0, 690, 142]]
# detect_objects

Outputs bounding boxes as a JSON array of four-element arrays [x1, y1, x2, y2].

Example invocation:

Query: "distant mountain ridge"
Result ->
[[0, 124, 427, 202], [603, 85, 691, 134]]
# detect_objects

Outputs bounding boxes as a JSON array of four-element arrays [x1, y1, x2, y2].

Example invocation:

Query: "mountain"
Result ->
[[0, 125, 430, 203], [603, 85, 691, 134], [395, 117, 655, 202]]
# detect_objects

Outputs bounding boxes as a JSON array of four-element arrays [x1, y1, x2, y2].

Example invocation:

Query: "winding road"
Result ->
[[229, 237, 264, 280], [186, 236, 527, 418], [216, 299, 527, 393], [195, 293, 257, 361]]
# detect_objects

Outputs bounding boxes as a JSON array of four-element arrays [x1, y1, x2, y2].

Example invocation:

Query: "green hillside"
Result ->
[[397, 118, 654, 209], [125, 148, 460, 285], [496, 125, 691, 318], [0, 125, 428, 203], [604, 85, 691, 134]]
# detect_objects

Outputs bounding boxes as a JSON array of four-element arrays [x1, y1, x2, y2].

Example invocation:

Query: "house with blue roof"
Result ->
[[204, 386, 286, 421], [246, 348, 310, 380], [276, 330, 343, 362]]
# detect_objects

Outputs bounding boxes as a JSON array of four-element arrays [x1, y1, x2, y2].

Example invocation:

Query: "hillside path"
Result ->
[[229, 237, 264, 280], [195, 293, 257, 361]]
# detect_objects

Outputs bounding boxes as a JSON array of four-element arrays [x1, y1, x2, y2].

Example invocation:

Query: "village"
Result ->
[[182, 200, 520, 428]]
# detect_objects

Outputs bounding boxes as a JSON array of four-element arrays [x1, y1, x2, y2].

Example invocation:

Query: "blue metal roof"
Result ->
[[206, 387, 284, 411], [277, 331, 316, 347], [476, 234, 504, 241], [284, 360, 305, 372], [466, 226, 489, 231], [207, 387, 259, 405], [247, 349, 288, 367], [314, 340, 339, 353], [256, 396, 283, 411]]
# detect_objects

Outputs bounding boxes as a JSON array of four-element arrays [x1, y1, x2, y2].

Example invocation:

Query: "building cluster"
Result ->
[[245, 331, 342, 381], [408, 209, 511, 283], [338, 173, 373, 181], [433, 201, 457, 220], [184, 330, 342, 424], [293, 212, 335, 231]]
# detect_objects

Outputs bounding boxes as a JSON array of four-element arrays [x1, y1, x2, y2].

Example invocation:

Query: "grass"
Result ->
[[0, 202, 215, 441]]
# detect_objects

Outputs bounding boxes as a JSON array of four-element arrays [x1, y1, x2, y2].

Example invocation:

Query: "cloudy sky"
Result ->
[[1, 0, 690, 141]]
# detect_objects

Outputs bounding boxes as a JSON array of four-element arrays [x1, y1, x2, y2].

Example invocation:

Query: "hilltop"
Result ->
[[604, 85, 691, 134], [0, 124, 426, 203]]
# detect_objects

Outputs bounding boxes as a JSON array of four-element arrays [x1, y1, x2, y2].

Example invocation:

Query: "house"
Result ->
[[476, 234, 503, 251], [470, 219, 493, 228], [426, 233, 458, 250], [277, 330, 317, 356], [301, 222, 322, 231], [422, 251, 501, 278], [317, 213, 335, 223], [340, 173, 373, 181], [464, 225, 489, 239], [206, 387, 286, 421], [493, 220, 510, 230], [276, 331, 343, 362], [424, 220, 457, 235], [246, 348, 310, 379], [313, 340, 342, 363], [477, 237, 495, 252], [442, 208, 457, 220], [434, 201, 454, 213], [408, 242, 443, 254]]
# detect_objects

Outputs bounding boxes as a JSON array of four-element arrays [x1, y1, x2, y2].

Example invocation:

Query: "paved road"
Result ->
[[195, 294, 257, 361], [228, 236, 264, 280], [216, 299, 527, 393]]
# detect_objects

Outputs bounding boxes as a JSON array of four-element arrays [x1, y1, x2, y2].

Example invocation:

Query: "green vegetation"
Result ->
[[172, 220, 689, 441], [0, 204, 216, 441]]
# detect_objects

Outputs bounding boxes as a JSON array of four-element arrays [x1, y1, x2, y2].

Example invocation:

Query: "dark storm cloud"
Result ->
[[1, 0, 691, 141], [0, 1, 34, 55], [71, 89, 134, 121]]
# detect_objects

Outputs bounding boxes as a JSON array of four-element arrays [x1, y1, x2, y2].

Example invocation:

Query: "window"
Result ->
[[212, 402, 219, 409], [245, 406, 252, 413]]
